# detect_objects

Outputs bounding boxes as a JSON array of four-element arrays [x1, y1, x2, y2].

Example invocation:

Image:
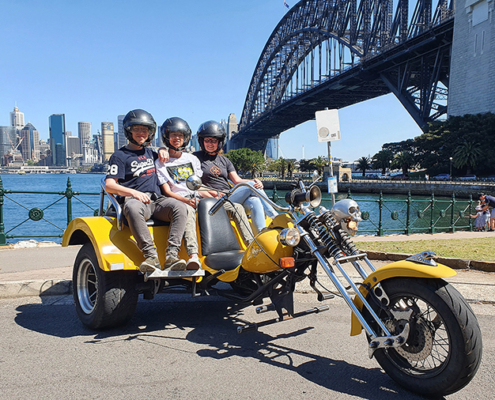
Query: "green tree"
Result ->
[[372, 150, 394, 174], [453, 141, 483, 174], [356, 156, 371, 177], [225, 148, 265, 178]]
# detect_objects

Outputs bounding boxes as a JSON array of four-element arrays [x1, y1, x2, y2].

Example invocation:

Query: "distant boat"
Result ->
[[17, 170, 26, 175]]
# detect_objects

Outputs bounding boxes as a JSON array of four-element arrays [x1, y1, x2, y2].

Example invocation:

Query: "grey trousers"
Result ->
[[184, 204, 199, 256], [123, 195, 187, 259], [223, 201, 254, 246]]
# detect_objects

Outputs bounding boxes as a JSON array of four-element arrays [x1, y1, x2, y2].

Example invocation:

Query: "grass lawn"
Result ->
[[357, 238, 495, 262]]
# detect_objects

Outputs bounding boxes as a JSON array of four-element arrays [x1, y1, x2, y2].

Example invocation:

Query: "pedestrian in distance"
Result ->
[[478, 193, 495, 231], [155, 117, 203, 270], [105, 109, 188, 273], [468, 205, 488, 231]]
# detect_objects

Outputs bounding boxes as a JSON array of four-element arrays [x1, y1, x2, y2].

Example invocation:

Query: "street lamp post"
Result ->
[[449, 157, 453, 180]]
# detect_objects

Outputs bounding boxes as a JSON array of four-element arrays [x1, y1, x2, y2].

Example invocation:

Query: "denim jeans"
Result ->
[[228, 181, 278, 234]]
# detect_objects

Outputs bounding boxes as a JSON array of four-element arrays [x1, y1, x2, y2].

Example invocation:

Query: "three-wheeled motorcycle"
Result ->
[[62, 176, 482, 397]]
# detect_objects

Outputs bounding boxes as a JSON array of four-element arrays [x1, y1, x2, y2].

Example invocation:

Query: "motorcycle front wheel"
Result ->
[[365, 278, 482, 397]]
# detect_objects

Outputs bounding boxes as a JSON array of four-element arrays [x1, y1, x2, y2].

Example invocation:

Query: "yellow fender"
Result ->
[[62, 216, 175, 272], [349, 259, 457, 336]]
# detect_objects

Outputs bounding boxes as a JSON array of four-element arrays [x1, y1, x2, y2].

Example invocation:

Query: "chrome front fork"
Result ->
[[299, 227, 410, 357]]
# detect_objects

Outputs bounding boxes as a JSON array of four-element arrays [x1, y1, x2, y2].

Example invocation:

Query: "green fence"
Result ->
[[0, 177, 99, 245], [0, 178, 479, 245], [271, 187, 477, 236]]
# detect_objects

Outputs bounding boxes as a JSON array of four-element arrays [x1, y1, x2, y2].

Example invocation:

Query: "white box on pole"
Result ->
[[315, 109, 340, 142]]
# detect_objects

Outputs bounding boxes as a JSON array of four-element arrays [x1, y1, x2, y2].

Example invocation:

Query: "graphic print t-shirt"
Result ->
[[156, 152, 202, 198], [193, 152, 235, 192], [106, 146, 160, 196]]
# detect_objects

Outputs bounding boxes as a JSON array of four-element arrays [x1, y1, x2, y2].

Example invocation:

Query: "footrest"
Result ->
[[146, 269, 205, 279]]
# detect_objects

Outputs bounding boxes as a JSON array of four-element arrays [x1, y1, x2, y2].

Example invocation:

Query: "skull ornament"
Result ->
[[331, 199, 362, 236]]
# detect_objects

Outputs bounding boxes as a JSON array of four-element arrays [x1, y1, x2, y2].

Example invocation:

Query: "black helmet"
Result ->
[[123, 109, 157, 147], [197, 120, 226, 153], [160, 117, 192, 151]]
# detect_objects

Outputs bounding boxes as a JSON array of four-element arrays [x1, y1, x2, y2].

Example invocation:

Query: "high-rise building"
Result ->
[[101, 122, 114, 162], [226, 113, 238, 152], [10, 106, 25, 131], [117, 115, 126, 149], [78, 122, 91, 149], [49, 114, 66, 166], [0, 126, 16, 165], [265, 136, 279, 160], [19, 124, 35, 161]]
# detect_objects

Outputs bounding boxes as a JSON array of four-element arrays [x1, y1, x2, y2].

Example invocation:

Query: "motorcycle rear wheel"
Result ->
[[73, 243, 139, 329], [364, 278, 482, 397]]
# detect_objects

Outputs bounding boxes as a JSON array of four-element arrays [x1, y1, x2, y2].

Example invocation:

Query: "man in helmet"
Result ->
[[156, 117, 203, 270], [105, 109, 188, 273], [194, 120, 277, 244]]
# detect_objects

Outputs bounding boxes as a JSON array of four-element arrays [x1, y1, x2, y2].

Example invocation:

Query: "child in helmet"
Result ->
[[193, 120, 278, 241], [105, 109, 188, 273], [155, 117, 204, 270]]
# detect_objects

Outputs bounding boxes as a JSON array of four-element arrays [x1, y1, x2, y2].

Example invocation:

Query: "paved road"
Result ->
[[1, 293, 493, 399]]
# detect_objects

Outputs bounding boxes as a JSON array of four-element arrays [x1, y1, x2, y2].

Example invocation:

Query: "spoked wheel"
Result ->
[[365, 278, 482, 397], [73, 243, 138, 329]]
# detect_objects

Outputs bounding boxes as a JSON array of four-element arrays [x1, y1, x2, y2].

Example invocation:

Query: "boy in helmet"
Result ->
[[155, 117, 204, 270], [105, 109, 188, 273]]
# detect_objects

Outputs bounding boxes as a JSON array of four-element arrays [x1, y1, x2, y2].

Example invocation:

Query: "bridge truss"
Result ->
[[234, 0, 454, 151]]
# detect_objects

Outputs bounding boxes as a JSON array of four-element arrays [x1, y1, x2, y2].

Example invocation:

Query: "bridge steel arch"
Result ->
[[233, 0, 454, 152]]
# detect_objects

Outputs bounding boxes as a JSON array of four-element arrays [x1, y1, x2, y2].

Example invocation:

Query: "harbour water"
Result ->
[[0, 174, 475, 243]]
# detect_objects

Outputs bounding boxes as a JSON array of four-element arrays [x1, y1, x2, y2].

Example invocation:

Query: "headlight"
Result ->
[[278, 228, 300, 246]]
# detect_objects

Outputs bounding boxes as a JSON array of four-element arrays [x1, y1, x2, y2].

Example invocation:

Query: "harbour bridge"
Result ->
[[231, 0, 454, 152]]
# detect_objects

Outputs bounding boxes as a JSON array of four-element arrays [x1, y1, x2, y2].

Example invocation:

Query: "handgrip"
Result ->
[[208, 197, 227, 216]]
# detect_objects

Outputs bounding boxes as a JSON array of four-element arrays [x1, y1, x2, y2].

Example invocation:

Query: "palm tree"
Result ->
[[312, 156, 327, 176], [453, 141, 483, 174], [356, 156, 371, 177], [392, 151, 415, 176]]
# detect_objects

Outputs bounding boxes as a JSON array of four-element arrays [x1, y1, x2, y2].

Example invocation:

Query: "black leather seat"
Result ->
[[197, 198, 244, 271]]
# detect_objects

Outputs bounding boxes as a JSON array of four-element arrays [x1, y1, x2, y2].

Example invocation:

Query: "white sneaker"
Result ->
[[186, 255, 202, 270]]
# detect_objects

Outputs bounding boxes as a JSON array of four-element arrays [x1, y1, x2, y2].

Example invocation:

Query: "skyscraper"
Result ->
[[49, 114, 66, 166], [117, 115, 126, 149], [0, 126, 16, 165], [101, 122, 114, 162], [19, 123, 36, 161], [10, 106, 25, 131], [78, 122, 91, 150]]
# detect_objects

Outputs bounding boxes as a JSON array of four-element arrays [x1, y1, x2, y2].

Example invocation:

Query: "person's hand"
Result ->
[[158, 147, 169, 162], [253, 178, 263, 189], [132, 190, 151, 204], [186, 197, 198, 209]]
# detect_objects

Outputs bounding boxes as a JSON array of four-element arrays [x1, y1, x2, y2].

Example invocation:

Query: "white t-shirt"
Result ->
[[156, 152, 203, 198]]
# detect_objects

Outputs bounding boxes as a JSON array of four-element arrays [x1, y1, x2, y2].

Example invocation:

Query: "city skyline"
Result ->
[[1, 1, 425, 162]]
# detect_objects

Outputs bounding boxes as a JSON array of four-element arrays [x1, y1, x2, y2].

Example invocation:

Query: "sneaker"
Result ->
[[186, 255, 202, 270], [162, 255, 187, 271], [140, 255, 160, 274]]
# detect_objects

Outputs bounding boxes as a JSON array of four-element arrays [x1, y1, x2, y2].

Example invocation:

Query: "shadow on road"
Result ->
[[14, 296, 430, 400]]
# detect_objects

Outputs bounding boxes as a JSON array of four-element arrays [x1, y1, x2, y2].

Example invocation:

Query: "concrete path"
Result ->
[[1, 231, 494, 302]]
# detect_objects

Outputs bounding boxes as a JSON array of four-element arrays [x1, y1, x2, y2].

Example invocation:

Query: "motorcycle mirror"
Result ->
[[186, 175, 203, 191], [312, 170, 319, 181]]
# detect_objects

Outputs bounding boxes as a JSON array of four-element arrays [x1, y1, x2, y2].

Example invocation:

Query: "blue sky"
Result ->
[[0, 0, 424, 162]]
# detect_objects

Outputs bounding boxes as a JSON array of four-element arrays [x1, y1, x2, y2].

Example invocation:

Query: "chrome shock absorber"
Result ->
[[318, 208, 360, 256], [304, 212, 344, 259]]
